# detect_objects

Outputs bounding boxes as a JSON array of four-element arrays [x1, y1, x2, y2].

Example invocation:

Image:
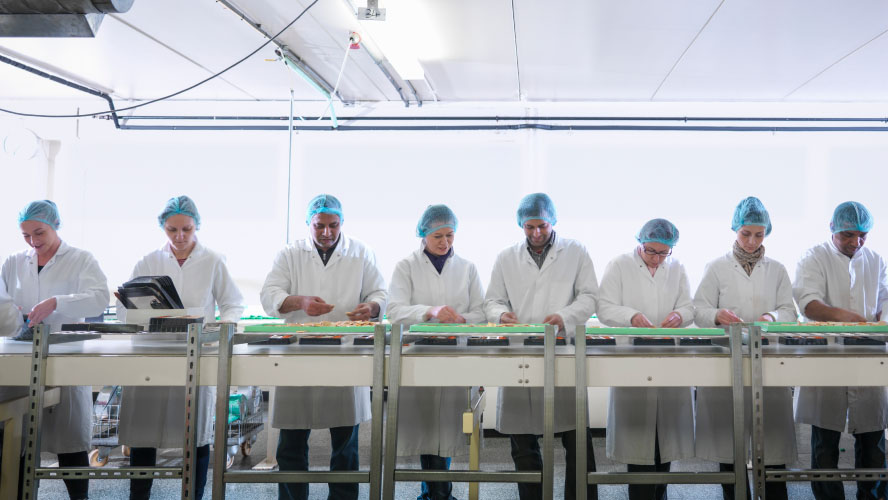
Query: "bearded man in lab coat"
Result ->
[[483, 193, 599, 500], [794, 201, 888, 500], [260, 194, 387, 500], [598, 218, 694, 500]]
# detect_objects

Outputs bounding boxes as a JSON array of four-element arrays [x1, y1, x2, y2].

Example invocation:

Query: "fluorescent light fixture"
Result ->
[[357, 0, 426, 80]]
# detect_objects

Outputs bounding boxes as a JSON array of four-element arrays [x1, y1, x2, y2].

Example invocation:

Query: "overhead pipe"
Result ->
[[111, 114, 888, 123], [116, 124, 888, 132], [0, 53, 120, 128]]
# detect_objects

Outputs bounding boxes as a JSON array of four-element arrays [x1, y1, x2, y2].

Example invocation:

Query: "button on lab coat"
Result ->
[[693, 252, 798, 465], [793, 241, 888, 434], [260, 235, 387, 429], [119, 241, 244, 448], [598, 251, 695, 465], [387, 248, 485, 457], [1, 241, 110, 454], [483, 235, 598, 435]]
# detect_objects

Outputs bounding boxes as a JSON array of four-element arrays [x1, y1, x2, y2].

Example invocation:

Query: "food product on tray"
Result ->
[[282, 321, 377, 327]]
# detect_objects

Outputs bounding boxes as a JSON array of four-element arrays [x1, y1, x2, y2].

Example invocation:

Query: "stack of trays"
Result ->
[[148, 315, 203, 333], [585, 326, 725, 347], [61, 323, 142, 333]]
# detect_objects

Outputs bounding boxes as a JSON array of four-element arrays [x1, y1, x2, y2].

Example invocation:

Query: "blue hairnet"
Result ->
[[18, 200, 60, 229], [731, 196, 772, 236], [158, 195, 201, 229], [636, 218, 679, 247], [416, 204, 458, 237], [832, 201, 873, 233], [517, 193, 557, 227], [306, 194, 343, 225]]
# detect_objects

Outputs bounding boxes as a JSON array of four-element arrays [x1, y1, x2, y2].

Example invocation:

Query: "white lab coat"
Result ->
[[388, 248, 485, 456], [793, 240, 888, 433], [693, 251, 798, 465], [260, 235, 387, 429], [483, 234, 598, 435], [598, 250, 695, 465], [0, 241, 110, 454], [118, 241, 244, 448]]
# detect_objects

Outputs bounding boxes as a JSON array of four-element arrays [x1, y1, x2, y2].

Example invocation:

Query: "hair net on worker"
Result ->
[[306, 194, 343, 225], [731, 196, 772, 236], [18, 200, 61, 230], [416, 204, 458, 237], [158, 195, 201, 229], [517, 193, 557, 227], [636, 218, 679, 247], [831, 201, 873, 233]]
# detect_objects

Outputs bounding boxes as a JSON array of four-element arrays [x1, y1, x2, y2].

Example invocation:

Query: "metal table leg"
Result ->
[[729, 323, 748, 500], [212, 323, 235, 500], [383, 324, 404, 500], [749, 325, 765, 499], [181, 323, 203, 499], [21, 324, 50, 500], [369, 323, 388, 500], [575, 325, 587, 500], [542, 324, 555, 500]]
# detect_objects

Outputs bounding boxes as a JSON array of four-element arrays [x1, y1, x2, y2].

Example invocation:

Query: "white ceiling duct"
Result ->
[[0, 0, 135, 37]]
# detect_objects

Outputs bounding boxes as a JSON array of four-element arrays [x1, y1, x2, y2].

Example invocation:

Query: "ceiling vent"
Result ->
[[0, 0, 135, 37]]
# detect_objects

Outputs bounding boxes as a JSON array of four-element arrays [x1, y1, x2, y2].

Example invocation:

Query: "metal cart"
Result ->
[[88, 385, 129, 467], [221, 387, 264, 469]]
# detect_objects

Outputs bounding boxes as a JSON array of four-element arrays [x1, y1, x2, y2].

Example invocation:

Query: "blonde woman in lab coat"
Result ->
[[598, 218, 694, 500], [118, 196, 244, 500], [1, 200, 110, 500], [387, 204, 485, 500], [260, 194, 387, 500], [693, 197, 797, 500]]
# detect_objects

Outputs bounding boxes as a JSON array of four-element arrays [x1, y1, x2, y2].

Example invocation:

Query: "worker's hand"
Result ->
[[27, 297, 57, 325], [757, 313, 776, 323], [299, 296, 335, 316], [660, 312, 683, 328], [716, 309, 744, 325], [834, 308, 867, 323], [346, 302, 379, 321], [543, 314, 564, 332], [500, 312, 518, 324], [428, 305, 465, 324], [631, 313, 654, 328]]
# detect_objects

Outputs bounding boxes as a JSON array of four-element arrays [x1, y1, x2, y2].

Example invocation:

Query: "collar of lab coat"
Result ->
[[161, 240, 206, 262], [827, 238, 861, 262], [631, 248, 665, 279], [520, 232, 563, 270], [25, 240, 71, 269], [302, 234, 350, 265]]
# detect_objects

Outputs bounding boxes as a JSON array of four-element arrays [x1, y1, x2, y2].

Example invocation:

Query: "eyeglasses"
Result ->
[[642, 247, 672, 257]]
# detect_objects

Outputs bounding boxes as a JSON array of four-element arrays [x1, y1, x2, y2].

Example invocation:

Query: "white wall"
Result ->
[[4, 102, 888, 317]]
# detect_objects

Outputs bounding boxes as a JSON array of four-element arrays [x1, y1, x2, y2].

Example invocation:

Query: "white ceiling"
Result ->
[[2, 0, 888, 106]]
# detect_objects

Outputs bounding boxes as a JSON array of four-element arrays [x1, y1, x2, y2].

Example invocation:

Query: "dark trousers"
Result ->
[[626, 433, 668, 500], [811, 425, 887, 500], [719, 463, 787, 500], [419, 454, 455, 500], [277, 425, 360, 500], [57, 451, 90, 499], [129, 445, 210, 500], [509, 429, 597, 500]]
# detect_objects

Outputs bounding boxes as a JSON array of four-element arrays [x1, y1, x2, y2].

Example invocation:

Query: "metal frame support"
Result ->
[[749, 325, 765, 499], [574, 325, 587, 500], [21, 324, 50, 500], [212, 323, 236, 499], [542, 324, 555, 500], [369, 323, 388, 499], [382, 324, 404, 500], [181, 323, 203, 499], [729, 323, 748, 500]]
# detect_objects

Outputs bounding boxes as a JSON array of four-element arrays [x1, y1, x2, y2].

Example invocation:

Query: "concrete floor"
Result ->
[[33, 412, 868, 499]]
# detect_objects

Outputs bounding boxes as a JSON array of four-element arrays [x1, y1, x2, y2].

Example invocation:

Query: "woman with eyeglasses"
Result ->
[[693, 197, 798, 500], [598, 218, 694, 500]]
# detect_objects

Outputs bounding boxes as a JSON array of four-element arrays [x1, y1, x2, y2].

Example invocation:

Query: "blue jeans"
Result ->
[[811, 425, 887, 500], [130, 445, 209, 500], [509, 429, 597, 500], [277, 425, 360, 500], [419, 455, 455, 500]]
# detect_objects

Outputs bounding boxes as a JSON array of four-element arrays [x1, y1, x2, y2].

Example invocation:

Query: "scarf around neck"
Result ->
[[733, 240, 764, 276]]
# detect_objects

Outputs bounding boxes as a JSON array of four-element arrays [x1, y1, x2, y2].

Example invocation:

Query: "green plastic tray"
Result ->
[[244, 323, 390, 333], [409, 323, 546, 333], [585, 327, 725, 336], [756, 322, 888, 333]]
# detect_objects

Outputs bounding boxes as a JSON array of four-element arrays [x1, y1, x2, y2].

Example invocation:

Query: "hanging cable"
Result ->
[[0, 0, 319, 119]]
